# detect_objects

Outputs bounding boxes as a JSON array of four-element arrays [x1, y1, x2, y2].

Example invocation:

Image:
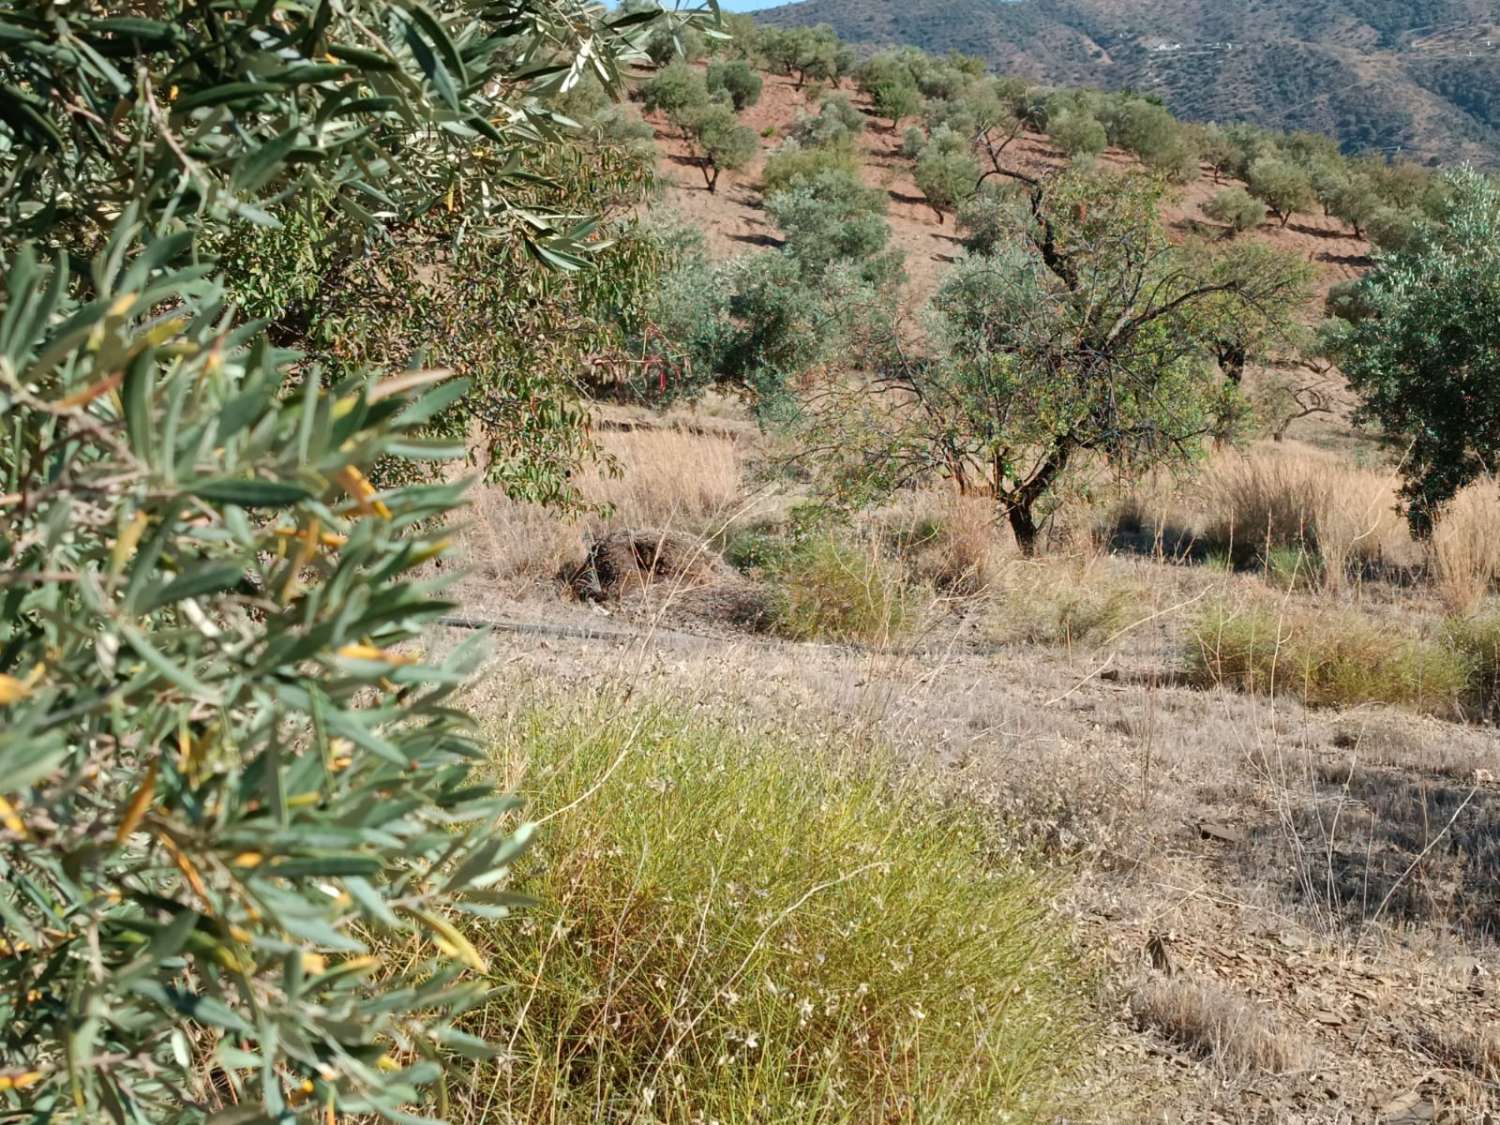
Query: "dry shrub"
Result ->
[[774, 537, 918, 646], [1430, 478, 1500, 615], [1199, 450, 1406, 586], [889, 491, 1008, 594], [1130, 975, 1309, 1077], [990, 558, 1147, 649]]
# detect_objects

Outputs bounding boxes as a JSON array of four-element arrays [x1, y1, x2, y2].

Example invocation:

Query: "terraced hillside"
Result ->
[[757, 0, 1500, 165]]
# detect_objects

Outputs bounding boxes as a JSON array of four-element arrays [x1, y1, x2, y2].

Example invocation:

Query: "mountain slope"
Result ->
[[756, 0, 1500, 165]]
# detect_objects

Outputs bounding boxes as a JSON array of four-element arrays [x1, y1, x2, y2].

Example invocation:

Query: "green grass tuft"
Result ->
[[1187, 602, 1470, 715], [771, 536, 916, 645], [447, 699, 1090, 1123]]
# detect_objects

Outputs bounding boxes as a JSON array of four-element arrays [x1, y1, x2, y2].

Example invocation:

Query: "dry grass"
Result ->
[[1129, 975, 1310, 1078], [1430, 477, 1500, 615], [457, 424, 751, 595], [1198, 449, 1408, 585], [580, 426, 746, 533]]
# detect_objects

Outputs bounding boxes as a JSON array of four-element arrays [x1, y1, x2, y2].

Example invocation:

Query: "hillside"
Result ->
[[757, 0, 1500, 166]]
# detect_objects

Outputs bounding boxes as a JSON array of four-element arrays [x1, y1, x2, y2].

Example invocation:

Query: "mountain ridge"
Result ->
[[755, 0, 1500, 165]]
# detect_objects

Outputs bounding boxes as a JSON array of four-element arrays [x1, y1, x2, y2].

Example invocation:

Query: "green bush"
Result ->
[[1203, 187, 1269, 235], [707, 58, 764, 110], [642, 61, 710, 125], [1187, 604, 1470, 715], [765, 169, 903, 286], [762, 142, 863, 196], [1048, 112, 1108, 158], [683, 102, 760, 192], [773, 537, 917, 645], [453, 698, 1088, 1121]]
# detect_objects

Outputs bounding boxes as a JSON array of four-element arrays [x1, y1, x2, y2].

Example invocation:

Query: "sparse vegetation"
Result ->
[[1187, 602, 1471, 715], [452, 697, 1089, 1121]]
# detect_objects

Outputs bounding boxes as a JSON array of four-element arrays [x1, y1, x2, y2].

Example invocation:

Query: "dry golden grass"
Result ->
[[1430, 477, 1500, 615], [1129, 975, 1310, 1078], [580, 426, 746, 533], [1198, 449, 1408, 585], [456, 424, 751, 594]]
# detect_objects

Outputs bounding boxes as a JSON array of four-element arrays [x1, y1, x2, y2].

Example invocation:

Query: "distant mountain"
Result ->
[[756, 0, 1500, 166]]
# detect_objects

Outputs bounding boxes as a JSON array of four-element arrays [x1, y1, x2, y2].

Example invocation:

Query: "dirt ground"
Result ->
[[440, 551, 1500, 1123]]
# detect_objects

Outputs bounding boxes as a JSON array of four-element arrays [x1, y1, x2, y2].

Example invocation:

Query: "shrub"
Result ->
[[1047, 112, 1108, 157], [1187, 603, 1469, 715], [455, 698, 1089, 1121], [642, 61, 710, 126], [765, 168, 902, 285], [902, 124, 929, 158], [1203, 187, 1268, 236], [914, 130, 981, 222], [706, 58, 763, 110], [1447, 615, 1500, 719], [762, 142, 862, 196], [991, 566, 1146, 649], [773, 537, 917, 645], [957, 183, 1025, 254]]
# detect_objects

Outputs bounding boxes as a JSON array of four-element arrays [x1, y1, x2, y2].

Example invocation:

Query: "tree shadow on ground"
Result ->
[[1237, 764, 1500, 940]]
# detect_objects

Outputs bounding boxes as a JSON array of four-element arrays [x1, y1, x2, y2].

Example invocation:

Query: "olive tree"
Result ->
[[684, 103, 760, 192], [1334, 169, 1500, 534], [812, 169, 1310, 551], [1204, 187, 1268, 236], [1248, 156, 1316, 227], [0, 0, 682, 1116]]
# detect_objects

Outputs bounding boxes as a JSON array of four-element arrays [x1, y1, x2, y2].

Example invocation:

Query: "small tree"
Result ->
[[1248, 156, 1316, 227], [1048, 112, 1108, 158], [872, 79, 923, 131], [685, 103, 760, 192], [1334, 169, 1500, 534], [707, 59, 764, 111], [642, 61, 710, 132], [1203, 187, 1268, 236], [1327, 175, 1383, 238], [766, 169, 903, 286], [914, 129, 982, 223], [816, 169, 1310, 551]]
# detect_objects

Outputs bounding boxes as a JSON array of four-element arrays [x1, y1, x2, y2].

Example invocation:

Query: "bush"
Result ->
[[902, 124, 929, 158], [789, 94, 866, 149], [1048, 112, 1108, 158], [642, 61, 710, 125], [773, 537, 917, 645], [1203, 187, 1268, 235], [765, 168, 902, 285], [706, 58, 763, 110], [957, 183, 1025, 254], [455, 698, 1088, 1121], [1187, 603, 1469, 715], [762, 142, 862, 196], [914, 130, 981, 221]]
